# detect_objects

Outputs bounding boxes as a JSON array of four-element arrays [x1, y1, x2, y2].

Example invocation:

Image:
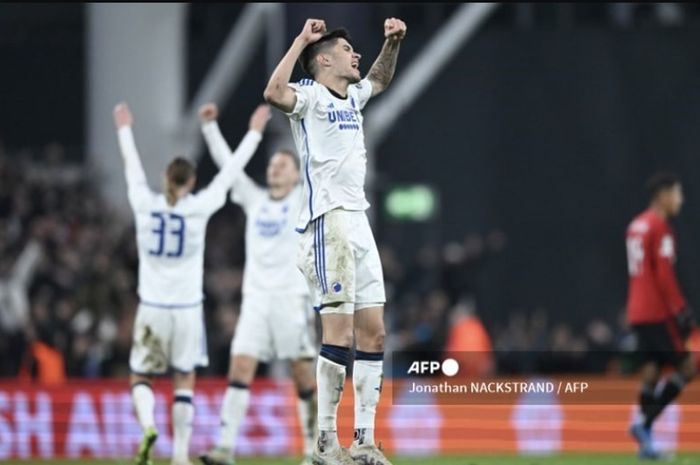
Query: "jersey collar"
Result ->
[[323, 85, 348, 100]]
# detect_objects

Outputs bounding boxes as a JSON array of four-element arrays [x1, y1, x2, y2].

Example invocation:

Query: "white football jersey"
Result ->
[[202, 121, 308, 296], [118, 126, 261, 307], [285, 78, 374, 231]]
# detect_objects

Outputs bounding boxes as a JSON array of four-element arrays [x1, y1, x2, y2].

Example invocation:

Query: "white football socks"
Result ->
[[352, 352, 384, 447], [216, 383, 251, 452], [297, 389, 317, 457], [131, 383, 156, 431], [317, 345, 350, 452], [172, 389, 194, 462]]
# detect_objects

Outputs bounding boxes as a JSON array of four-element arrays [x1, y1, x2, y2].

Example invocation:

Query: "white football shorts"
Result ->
[[231, 293, 316, 361], [297, 208, 386, 315], [129, 303, 208, 375]]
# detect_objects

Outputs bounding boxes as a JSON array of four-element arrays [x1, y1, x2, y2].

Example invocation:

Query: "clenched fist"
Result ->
[[384, 18, 407, 43], [113, 102, 133, 129], [199, 103, 219, 123], [297, 19, 327, 45]]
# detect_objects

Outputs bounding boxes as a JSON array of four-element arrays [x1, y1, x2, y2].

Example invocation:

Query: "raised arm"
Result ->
[[263, 19, 326, 112], [367, 18, 407, 97], [193, 105, 270, 214], [199, 103, 270, 170], [113, 102, 152, 210], [11, 240, 41, 289]]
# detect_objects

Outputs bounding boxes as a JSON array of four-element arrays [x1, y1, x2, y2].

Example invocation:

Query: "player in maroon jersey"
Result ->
[[626, 173, 696, 459]]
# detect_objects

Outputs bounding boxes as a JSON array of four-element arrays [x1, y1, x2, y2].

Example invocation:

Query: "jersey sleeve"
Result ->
[[651, 225, 687, 315], [201, 121, 265, 212], [191, 130, 262, 216], [353, 78, 374, 110], [285, 80, 318, 121], [201, 121, 230, 168], [117, 126, 156, 212]]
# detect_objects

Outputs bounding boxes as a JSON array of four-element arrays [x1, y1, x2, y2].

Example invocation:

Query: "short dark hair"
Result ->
[[300, 28, 353, 77], [646, 172, 680, 200], [273, 148, 300, 171]]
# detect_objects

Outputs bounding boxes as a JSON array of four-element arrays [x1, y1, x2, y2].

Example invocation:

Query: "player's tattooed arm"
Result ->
[[367, 18, 407, 96], [264, 18, 326, 112]]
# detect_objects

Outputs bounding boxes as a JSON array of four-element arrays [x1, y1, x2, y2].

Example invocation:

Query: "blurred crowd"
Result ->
[[0, 143, 627, 382]]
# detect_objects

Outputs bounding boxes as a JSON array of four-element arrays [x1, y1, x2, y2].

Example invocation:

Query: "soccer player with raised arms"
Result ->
[[196, 103, 318, 465], [264, 17, 407, 465], [114, 102, 268, 465]]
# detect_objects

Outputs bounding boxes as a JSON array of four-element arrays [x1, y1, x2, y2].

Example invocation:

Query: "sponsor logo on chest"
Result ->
[[255, 204, 290, 237], [325, 101, 360, 131]]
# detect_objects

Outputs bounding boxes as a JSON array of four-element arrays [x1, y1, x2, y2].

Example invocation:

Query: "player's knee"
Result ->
[[321, 313, 355, 347], [292, 371, 315, 394], [371, 330, 386, 351], [230, 354, 259, 381], [130, 373, 153, 387], [172, 370, 196, 390], [356, 327, 385, 352], [323, 330, 354, 348], [362, 327, 385, 351], [229, 364, 256, 385]]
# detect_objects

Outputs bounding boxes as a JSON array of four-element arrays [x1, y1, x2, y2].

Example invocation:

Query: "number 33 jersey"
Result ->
[[131, 194, 216, 307], [118, 127, 261, 308], [626, 209, 686, 324]]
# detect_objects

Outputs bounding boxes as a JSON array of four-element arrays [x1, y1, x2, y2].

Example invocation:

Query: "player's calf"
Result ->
[[353, 307, 386, 449], [292, 359, 318, 462], [314, 344, 351, 458], [131, 378, 157, 433], [172, 389, 195, 464]]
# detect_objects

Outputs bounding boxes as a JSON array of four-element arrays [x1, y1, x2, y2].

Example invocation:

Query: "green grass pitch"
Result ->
[[6, 455, 700, 465]]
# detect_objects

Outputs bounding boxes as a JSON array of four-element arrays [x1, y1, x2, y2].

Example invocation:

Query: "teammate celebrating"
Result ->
[[264, 17, 407, 465], [626, 173, 696, 459], [196, 103, 317, 465], [114, 102, 267, 465]]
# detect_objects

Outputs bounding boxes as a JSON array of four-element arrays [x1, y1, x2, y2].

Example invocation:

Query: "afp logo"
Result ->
[[407, 358, 459, 377]]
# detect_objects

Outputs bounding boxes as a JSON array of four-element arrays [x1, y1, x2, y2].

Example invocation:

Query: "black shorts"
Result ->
[[631, 319, 689, 366]]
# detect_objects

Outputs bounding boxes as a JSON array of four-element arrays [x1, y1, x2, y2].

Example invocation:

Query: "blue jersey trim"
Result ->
[[313, 219, 323, 294], [140, 300, 203, 309], [320, 215, 328, 293], [200, 313, 207, 360], [301, 118, 313, 230]]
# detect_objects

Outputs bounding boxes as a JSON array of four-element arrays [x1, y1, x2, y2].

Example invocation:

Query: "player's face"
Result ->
[[665, 183, 684, 216], [328, 38, 361, 83], [267, 153, 299, 189]]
